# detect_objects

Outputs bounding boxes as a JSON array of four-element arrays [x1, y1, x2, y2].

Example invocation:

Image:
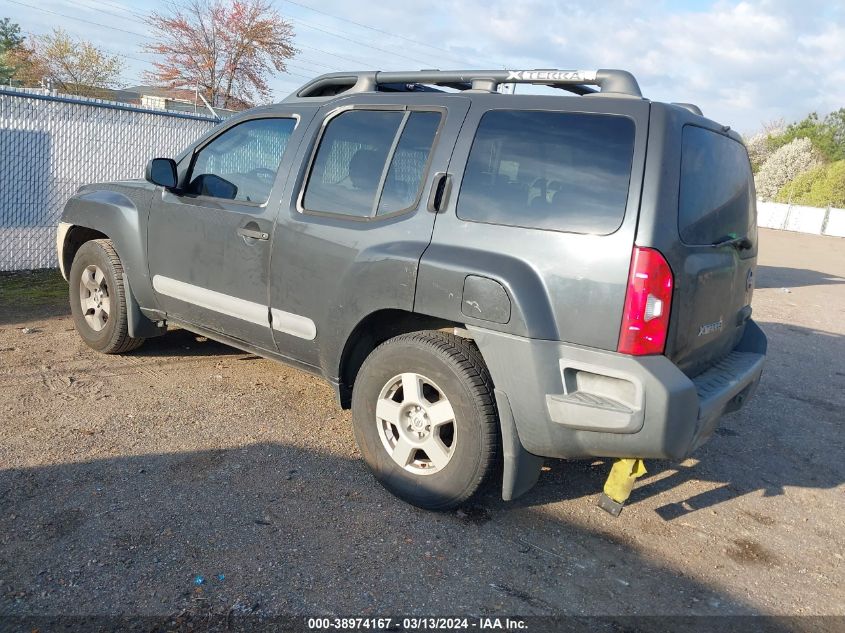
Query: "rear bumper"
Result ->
[[468, 320, 767, 460]]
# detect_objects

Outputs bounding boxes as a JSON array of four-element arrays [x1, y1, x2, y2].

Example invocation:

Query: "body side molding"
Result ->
[[152, 275, 317, 340]]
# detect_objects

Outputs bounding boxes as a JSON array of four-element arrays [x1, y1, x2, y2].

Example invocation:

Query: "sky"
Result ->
[[4, 0, 844, 133]]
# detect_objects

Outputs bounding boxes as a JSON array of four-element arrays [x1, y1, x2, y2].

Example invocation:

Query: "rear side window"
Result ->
[[377, 112, 440, 215], [303, 109, 441, 218], [457, 111, 636, 234], [679, 125, 756, 245]]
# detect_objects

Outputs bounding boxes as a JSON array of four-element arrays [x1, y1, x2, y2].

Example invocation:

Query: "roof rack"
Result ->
[[286, 69, 643, 100]]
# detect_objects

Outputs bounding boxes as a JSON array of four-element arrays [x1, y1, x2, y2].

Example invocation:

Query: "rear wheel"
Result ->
[[351, 331, 499, 510], [69, 239, 144, 354]]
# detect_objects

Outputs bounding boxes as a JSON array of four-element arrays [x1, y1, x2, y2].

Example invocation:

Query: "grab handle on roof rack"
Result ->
[[593, 69, 642, 97]]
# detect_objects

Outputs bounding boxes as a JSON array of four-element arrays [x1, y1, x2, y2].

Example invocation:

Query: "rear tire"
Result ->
[[69, 239, 144, 354], [351, 331, 499, 510]]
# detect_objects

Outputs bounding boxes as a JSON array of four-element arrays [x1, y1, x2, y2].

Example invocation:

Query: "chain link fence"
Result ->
[[0, 88, 219, 271]]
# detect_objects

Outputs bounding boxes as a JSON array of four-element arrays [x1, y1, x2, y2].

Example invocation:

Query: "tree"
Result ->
[[0, 18, 24, 83], [767, 110, 845, 162], [29, 29, 123, 96], [824, 109, 845, 159], [0, 17, 22, 51], [144, 0, 296, 110], [744, 119, 784, 173], [1, 42, 43, 87], [754, 137, 822, 201]]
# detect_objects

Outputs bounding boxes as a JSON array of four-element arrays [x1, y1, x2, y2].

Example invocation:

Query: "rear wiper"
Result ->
[[711, 235, 752, 250]]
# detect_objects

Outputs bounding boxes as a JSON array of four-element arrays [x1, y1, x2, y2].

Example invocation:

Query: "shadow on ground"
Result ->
[[756, 265, 845, 289], [0, 442, 799, 628], [134, 328, 248, 358]]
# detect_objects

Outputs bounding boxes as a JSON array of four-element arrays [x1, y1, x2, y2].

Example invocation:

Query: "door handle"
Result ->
[[427, 172, 452, 213], [237, 226, 269, 241]]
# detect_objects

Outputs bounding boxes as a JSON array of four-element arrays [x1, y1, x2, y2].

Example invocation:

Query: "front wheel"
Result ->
[[351, 331, 499, 510], [69, 239, 144, 354]]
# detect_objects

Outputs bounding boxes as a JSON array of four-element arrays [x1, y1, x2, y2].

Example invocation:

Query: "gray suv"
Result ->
[[57, 69, 767, 510]]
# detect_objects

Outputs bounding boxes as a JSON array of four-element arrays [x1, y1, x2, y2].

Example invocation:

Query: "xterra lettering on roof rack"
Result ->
[[505, 70, 596, 82]]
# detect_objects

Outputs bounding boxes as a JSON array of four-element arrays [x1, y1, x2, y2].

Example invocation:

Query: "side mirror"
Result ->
[[191, 173, 238, 200], [145, 158, 178, 189]]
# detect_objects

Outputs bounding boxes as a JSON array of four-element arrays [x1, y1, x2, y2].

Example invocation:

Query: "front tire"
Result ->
[[351, 331, 499, 510], [69, 239, 144, 354]]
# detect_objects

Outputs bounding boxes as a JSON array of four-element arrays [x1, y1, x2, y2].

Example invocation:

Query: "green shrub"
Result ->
[[775, 160, 845, 208]]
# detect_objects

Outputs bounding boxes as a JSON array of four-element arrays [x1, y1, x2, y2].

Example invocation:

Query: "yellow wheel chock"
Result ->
[[597, 458, 647, 516]]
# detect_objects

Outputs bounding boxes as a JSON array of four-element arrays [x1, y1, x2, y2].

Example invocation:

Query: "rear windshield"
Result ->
[[679, 125, 756, 245], [456, 111, 636, 235]]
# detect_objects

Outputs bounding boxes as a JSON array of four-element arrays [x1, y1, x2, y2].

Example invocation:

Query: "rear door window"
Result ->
[[302, 109, 441, 218], [377, 112, 441, 215], [679, 125, 756, 245], [456, 110, 636, 234]]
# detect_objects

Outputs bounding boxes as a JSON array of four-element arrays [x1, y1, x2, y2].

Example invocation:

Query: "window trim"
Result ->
[[183, 113, 301, 208], [296, 104, 446, 222], [455, 108, 637, 237]]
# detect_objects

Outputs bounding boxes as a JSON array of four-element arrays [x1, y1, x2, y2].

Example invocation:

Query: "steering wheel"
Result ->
[[246, 167, 276, 182]]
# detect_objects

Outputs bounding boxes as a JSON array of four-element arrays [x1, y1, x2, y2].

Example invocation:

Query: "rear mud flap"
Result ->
[[496, 389, 544, 501]]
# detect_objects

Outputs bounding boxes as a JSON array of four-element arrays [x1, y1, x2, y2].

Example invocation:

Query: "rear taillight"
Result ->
[[617, 247, 673, 356]]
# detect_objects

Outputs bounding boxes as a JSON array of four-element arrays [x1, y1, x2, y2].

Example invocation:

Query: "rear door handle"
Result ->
[[237, 226, 269, 241], [427, 172, 452, 213]]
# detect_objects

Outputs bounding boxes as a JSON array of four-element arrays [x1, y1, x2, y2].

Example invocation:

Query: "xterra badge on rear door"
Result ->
[[698, 318, 724, 337]]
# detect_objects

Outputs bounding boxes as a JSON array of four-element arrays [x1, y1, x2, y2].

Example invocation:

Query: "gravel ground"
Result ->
[[0, 228, 842, 624]]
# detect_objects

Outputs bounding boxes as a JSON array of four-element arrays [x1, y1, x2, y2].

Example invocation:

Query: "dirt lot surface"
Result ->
[[0, 229, 843, 625]]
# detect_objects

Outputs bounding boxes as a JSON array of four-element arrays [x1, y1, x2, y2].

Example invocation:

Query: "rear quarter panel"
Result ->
[[416, 94, 650, 349]]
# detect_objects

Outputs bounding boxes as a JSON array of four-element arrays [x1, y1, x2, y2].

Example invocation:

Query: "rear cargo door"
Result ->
[[662, 123, 758, 376]]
